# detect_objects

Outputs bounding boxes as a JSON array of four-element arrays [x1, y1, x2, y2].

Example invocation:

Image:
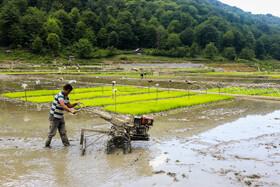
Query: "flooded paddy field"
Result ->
[[1, 74, 280, 186]]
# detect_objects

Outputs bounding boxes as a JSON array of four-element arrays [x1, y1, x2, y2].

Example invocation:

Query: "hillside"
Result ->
[[0, 0, 280, 61]]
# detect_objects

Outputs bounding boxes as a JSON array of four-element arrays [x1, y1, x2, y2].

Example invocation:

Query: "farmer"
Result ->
[[45, 84, 80, 147]]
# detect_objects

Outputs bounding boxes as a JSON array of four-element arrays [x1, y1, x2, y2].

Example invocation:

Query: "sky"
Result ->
[[218, 0, 280, 17]]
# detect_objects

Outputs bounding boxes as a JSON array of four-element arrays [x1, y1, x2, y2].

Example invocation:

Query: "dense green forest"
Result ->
[[1, 0, 280, 61]]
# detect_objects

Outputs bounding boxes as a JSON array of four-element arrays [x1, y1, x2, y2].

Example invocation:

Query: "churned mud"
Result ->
[[1, 98, 280, 186]]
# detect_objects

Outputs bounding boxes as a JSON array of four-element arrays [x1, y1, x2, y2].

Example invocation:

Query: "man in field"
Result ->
[[45, 84, 80, 147]]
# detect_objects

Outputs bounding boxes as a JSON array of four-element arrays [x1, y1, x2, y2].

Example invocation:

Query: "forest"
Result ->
[[1, 0, 280, 61]]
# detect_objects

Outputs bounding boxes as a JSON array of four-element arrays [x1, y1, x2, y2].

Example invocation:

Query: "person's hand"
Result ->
[[71, 110, 78, 114], [76, 102, 81, 106]]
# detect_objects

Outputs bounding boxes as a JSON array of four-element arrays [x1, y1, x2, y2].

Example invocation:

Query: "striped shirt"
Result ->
[[49, 91, 70, 119]]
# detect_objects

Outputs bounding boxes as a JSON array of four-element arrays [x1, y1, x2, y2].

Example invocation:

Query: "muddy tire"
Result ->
[[123, 135, 132, 154], [123, 141, 131, 154], [106, 138, 115, 154]]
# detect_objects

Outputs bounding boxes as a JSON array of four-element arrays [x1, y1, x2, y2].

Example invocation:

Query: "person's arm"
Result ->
[[59, 100, 77, 114], [67, 101, 81, 108]]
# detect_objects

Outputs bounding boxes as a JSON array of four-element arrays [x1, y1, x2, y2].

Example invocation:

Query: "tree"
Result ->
[[222, 47, 236, 60], [244, 31, 255, 50], [222, 30, 234, 48], [8, 24, 24, 48], [108, 31, 118, 48], [195, 23, 220, 48], [159, 11, 173, 28], [46, 33, 61, 56], [239, 48, 255, 60], [148, 17, 160, 27], [179, 27, 194, 46], [73, 38, 93, 58], [165, 33, 181, 50], [73, 21, 87, 41], [179, 13, 192, 31], [31, 36, 44, 54], [116, 11, 133, 25], [204, 42, 218, 59], [0, 1, 21, 45], [21, 7, 47, 45], [116, 23, 137, 49], [190, 42, 200, 57], [53, 9, 73, 44], [134, 23, 156, 48], [269, 44, 280, 60], [97, 28, 108, 48], [81, 11, 102, 33], [255, 40, 265, 59], [69, 7, 80, 25], [167, 20, 181, 33], [84, 28, 97, 46], [232, 29, 245, 53], [42, 18, 63, 40]]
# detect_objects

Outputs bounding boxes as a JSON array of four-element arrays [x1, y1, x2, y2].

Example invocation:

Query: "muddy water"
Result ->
[[1, 99, 280, 186]]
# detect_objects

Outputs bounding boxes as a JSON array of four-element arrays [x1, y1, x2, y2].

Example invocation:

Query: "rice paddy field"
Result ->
[[2, 64, 280, 187], [1, 85, 234, 115]]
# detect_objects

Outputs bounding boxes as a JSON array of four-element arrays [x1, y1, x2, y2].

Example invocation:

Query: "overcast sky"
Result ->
[[218, 0, 280, 17]]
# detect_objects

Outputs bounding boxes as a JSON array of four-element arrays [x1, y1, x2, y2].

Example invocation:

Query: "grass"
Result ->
[[21, 88, 163, 103], [78, 91, 195, 107], [3, 86, 140, 98], [103, 94, 234, 115]]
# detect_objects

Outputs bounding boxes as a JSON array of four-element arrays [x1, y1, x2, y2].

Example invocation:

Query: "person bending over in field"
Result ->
[[45, 84, 80, 147]]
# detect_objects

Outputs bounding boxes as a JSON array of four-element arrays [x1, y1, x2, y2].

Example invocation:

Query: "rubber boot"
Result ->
[[61, 135, 70, 146], [45, 137, 52, 147]]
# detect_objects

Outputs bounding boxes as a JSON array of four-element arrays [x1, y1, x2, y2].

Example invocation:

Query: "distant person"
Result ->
[[140, 73, 144, 79], [45, 84, 80, 147]]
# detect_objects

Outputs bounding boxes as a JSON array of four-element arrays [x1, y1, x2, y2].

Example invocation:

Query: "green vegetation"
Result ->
[[103, 94, 234, 115], [261, 93, 280, 97], [1, 0, 280, 64], [20, 88, 164, 103], [79, 91, 195, 107], [3, 86, 140, 98], [207, 87, 278, 95]]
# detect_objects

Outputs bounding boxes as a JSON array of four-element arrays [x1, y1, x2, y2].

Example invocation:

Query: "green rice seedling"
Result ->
[[207, 87, 278, 95], [3, 90, 60, 98], [22, 88, 163, 103], [103, 94, 234, 115], [78, 91, 195, 107], [260, 92, 280, 97], [4, 86, 139, 98], [73, 86, 139, 94]]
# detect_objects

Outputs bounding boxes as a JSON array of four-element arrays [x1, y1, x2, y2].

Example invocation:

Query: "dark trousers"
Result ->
[[47, 115, 69, 146]]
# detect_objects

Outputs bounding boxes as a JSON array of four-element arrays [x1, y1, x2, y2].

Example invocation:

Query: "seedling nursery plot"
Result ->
[[3, 86, 233, 115], [103, 94, 234, 115], [21, 88, 164, 103], [3, 86, 140, 98], [78, 91, 195, 107]]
